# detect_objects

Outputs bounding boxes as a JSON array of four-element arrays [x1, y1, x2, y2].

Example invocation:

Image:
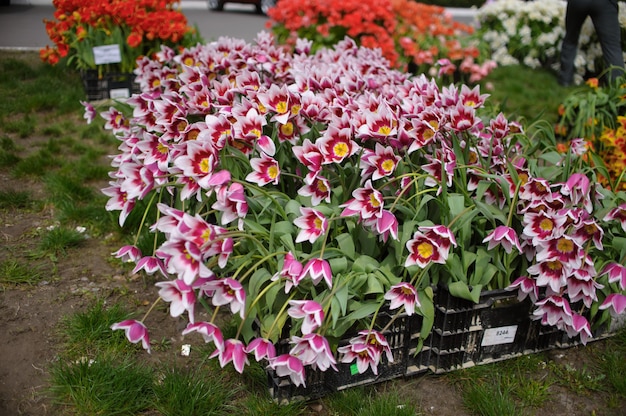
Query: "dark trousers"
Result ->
[[559, 0, 625, 85]]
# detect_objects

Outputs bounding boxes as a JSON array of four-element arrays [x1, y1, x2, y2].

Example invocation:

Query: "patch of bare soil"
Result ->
[[1, 132, 625, 416]]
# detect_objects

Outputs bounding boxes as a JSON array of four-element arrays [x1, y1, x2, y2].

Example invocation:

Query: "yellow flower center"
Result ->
[[199, 158, 210, 174], [333, 142, 349, 158], [378, 125, 392, 135], [201, 228, 212, 242], [316, 180, 328, 193], [157, 143, 168, 154], [314, 217, 324, 230], [369, 193, 381, 208], [268, 165, 278, 179], [381, 159, 395, 173], [556, 237, 574, 254], [547, 260, 562, 271], [276, 101, 288, 114], [401, 286, 413, 296], [539, 218, 553, 232], [187, 130, 199, 141], [417, 241, 434, 259], [281, 122, 294, 136]]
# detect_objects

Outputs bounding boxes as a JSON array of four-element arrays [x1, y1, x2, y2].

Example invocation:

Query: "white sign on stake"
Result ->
[[93, 44, 122, 65]]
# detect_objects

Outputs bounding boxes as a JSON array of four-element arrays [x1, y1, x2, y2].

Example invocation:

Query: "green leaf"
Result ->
[[352, 255, 380, 273], [336, 233, 356, 260], [447, 193, 466, 218], [612, 237, 626, 260], [417, 288, 434, 341], [335, 280, 349, 316], [445, 253, 466, 282], [329, 256, 348, 275], [240, 307, 257, 343], [264, 283, 282, 314], [261, 313, 287, 342], [396, 220, 418, 264], [539, 151, 564, 165], [365, 273, 385, 295], [280, 234, 296, 254], [470, 248, 498, 287], [243, 219, 270, 237], [345, 301, 380, 321], [284, 199, 302, 218], [272, 220, 295, 237], [248, 268, 272, 300], [447, 281, 482, 303]]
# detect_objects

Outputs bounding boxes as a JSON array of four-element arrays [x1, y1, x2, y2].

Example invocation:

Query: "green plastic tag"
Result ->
[[350, 363, 358, 375]]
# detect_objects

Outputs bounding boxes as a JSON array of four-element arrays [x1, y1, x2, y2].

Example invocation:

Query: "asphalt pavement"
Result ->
[[0, 0, 477, 50]]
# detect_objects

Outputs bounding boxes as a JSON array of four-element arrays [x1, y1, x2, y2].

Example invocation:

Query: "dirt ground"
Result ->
[[1, 123, 625, 416]]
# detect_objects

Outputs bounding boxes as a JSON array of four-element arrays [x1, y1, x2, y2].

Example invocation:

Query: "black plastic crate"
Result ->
[[267, 365, 330, 404], [406, 326, 431, 376], [327, 312, 420, 391], [427, 287, 536, 373], [81, 70, 140, 101], [267, 310, 422, 402]]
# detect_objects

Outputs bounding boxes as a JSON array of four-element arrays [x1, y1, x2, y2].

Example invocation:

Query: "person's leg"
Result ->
[[590, 0, 625, 82], [559, 0, 591, 86]]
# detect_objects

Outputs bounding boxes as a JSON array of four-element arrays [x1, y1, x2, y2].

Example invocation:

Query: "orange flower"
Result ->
[[586, 78, 599, 89], [76, 25, 86, 40], [554, 124, 568, 137], [127, 31, 143, 48], [556, 142, 569, 154]]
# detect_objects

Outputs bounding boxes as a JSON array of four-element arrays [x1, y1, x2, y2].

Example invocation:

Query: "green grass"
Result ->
[[600, 330, 626, 397], [0, 53, 84, 116], [153, 366, 239, 415], [0, 259, 42, 286], [0, 135, 20, 167], [34, 226, 86, 259], [481, 65, 569, 127], [462, 375, 521, 416], [11, 148, 62, 178], [0, 189, 32, 209], [323, 386, 419, 416], [49, 354, 155, 416], [60, 300, 132, 357]]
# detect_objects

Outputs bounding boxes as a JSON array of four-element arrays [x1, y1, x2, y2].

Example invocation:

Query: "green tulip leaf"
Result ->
[[346, 301, 380, 321], [336, 233, 356, 260], [272, 220, 295, 237], [352, 254, 380, 273], [448, 280, 482, 303], [248, 268, 272, 300], [261, 313, 287, 342], [329, 256, 348, 274], [365, 273, 385, 295], [284, 199, 302, 218], [280, 234, 296, 254]]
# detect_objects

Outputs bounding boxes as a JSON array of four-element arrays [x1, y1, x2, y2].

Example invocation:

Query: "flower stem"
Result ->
[[235, 278, 282, 339], [141, 297, 162, 322], [265, 292, 297, 341]]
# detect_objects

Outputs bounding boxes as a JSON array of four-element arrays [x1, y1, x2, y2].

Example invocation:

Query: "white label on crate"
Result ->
[[93, 44, 122, 65], [481, 325, 518, 346], [109, 88, 130, 99]]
